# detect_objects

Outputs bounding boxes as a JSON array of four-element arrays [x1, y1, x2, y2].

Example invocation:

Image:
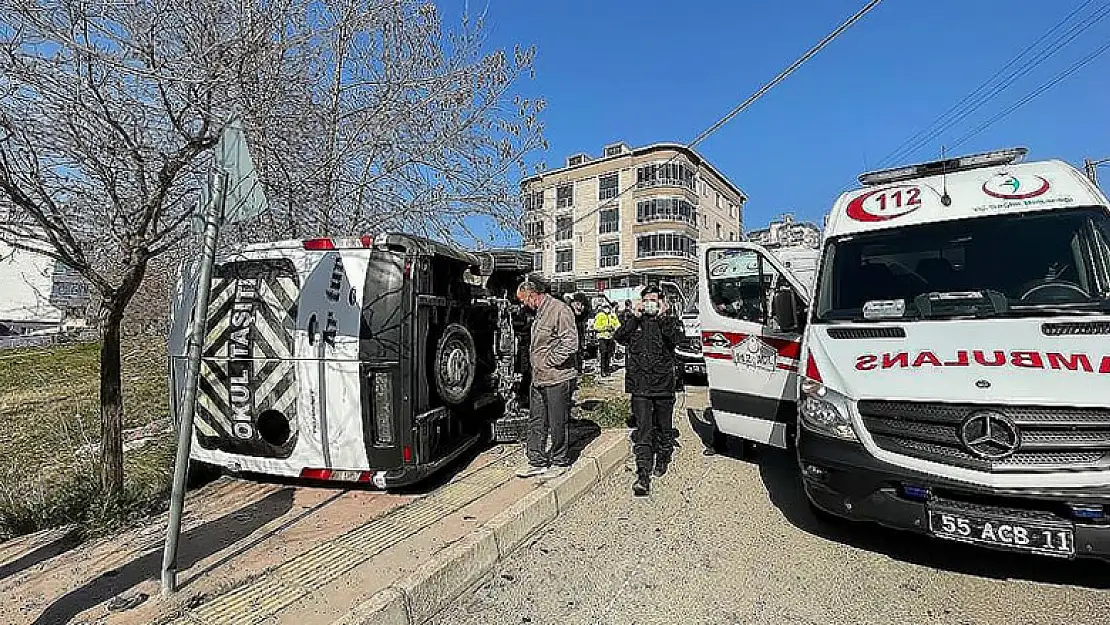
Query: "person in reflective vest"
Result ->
[[592, 303, 620, 377]]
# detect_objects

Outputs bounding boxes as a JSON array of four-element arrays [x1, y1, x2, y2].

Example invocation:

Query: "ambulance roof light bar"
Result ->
[[858, 147, 1028, 186]]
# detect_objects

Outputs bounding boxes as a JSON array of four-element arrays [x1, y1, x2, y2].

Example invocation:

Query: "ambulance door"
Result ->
[[698, 243, 811, 448]]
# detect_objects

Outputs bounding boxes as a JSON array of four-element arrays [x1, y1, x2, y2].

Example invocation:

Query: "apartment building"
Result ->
[[521, 142, 746, 295], [746, 213, 822, 249]]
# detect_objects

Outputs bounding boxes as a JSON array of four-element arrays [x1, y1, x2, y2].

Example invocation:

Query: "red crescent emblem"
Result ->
[[982, 176, 1050, 200]]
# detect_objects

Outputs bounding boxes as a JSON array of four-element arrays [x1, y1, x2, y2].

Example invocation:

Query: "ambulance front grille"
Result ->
[[858, 400, 1110, 473]]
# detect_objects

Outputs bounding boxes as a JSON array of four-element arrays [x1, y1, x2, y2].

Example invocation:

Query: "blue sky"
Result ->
[[463, 0, 1110, 237]]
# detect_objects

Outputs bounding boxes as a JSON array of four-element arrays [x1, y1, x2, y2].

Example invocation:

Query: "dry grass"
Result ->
[[0, 339, 173, 541], [579, 395, 632, 429]]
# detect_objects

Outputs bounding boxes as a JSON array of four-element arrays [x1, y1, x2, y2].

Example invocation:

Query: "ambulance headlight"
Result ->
[[799, 384, 857, 441]]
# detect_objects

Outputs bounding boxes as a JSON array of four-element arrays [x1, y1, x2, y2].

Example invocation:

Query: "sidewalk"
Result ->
[[2, 445, 504, 625], [4, 382, 632, 625], [167, 430, 626, 625]]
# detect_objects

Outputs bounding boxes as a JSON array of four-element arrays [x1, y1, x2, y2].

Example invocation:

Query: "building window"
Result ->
[[716, 223, 722, 239], [729, 232, 736, 241], [636, 233, 696, 259], [532, 251, 543, 271], [598, 173, 619, 200], [556, 248, 573, 273], [636, 161, 696, 190], [556, 216, 573, 241], [557, 184, 573, 208], [599, 242, 620, 268], [715, 192, 722, 209], [599, 207, 620, 234], [523, 190, 543, 212], [604, 145, 624, 157], [567, 154, 588, 167], [635, 197, 697, 226], [525, 220, 545, 245]]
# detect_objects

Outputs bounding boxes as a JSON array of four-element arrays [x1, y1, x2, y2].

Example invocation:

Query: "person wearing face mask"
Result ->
[[613, 284, 684, 496], [514, 280, 580, 478]]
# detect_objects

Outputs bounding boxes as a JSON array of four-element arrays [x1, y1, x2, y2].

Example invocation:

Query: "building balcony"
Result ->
[[632, 219, 698, 235], [632, 185, 699, 204]]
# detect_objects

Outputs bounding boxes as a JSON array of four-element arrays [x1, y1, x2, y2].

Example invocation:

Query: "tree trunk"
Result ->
[[98, 305, 126, 498]]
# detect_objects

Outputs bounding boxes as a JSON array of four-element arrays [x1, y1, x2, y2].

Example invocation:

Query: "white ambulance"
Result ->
[[699, 148, 1110, 560]]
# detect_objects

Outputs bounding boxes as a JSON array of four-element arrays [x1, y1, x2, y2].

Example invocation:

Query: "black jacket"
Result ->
[[613, 313, 684, 397]]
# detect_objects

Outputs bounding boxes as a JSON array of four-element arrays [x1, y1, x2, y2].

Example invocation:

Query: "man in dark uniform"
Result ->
[[613, 284, 684, 496]]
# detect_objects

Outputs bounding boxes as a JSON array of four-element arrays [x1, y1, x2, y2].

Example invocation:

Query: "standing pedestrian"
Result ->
[[614, 285, 684, 496], [619, 299, 634, 323], [592, 303, 620, 377], [570, 297, 589, 374], [515, 280, 580, 478]]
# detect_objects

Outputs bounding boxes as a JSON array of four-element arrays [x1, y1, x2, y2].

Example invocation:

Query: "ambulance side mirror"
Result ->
[[772, 288, 801, 334]]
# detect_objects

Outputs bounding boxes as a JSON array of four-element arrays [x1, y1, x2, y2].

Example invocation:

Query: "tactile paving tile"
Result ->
[[181, 456, 517, 625]]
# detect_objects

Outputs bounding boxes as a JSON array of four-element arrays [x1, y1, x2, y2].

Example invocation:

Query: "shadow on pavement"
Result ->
[[179, 488, 346, 590], [754, 448, 1110, 589], [30, 488, 296, 625], [0, 529, 82, 582], [567, 418, 602, 464], [384, 437, 501, 496]]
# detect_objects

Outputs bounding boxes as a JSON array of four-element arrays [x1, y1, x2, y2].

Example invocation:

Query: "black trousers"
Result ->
[[631, 395, 676, 476], [527, 379, 574, 467], [598, 339, 615, 375]]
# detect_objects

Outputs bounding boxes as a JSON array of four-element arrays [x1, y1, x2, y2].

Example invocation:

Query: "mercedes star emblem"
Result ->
[[958, 410, 1021, 460]]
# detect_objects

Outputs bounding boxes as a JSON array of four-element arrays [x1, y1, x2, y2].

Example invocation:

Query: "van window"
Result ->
[[815, 207, 1110, 322], [707, 249, 782, 325], [360, 251, 407, 360]]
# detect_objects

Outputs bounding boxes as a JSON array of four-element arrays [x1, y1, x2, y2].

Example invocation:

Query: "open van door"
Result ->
[[698, 243, 811, 448], [659, 280, 687, 314]]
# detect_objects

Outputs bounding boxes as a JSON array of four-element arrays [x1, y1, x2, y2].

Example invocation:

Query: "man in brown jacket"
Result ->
[[515, 280, 579, 478]]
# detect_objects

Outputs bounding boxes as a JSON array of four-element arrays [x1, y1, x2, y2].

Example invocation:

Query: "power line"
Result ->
[[888, 3, 1110, 165], [875, 0, 1110, 169], [875, 0, 1098, 168], [949, 37, 1110, 150], [687, 0, 883, 150], [548, 0, 884, 231]]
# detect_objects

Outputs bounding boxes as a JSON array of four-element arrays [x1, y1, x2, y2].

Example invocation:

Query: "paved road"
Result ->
[[432, 385, 1110, 625]]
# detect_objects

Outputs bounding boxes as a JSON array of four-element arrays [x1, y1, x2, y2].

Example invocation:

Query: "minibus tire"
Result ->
[[434, 323, 477, 405]]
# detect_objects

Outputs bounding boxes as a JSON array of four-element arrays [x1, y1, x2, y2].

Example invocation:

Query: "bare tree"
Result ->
[[233, 1, 546, 246], [0, 0, 544, 498]]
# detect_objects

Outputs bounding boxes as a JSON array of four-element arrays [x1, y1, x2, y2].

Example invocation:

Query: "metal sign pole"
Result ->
[[161, 171, 226, 595]]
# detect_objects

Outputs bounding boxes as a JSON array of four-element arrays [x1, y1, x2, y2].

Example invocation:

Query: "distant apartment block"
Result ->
[[521, 142, 746, 295], [746, 213, 821, 249]]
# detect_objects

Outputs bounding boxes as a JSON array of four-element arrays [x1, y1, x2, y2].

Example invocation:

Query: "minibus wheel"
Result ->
[[435, 323, 477, 405]]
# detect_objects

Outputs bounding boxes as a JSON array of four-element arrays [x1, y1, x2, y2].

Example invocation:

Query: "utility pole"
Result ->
[[161, 118, 268, 595]]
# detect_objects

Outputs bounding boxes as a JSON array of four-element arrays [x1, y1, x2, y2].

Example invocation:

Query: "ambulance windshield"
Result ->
[[815, 207, 1110, 322]]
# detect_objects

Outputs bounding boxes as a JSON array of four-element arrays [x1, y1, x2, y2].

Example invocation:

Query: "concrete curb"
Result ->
[[335, 431, 628, 625]]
